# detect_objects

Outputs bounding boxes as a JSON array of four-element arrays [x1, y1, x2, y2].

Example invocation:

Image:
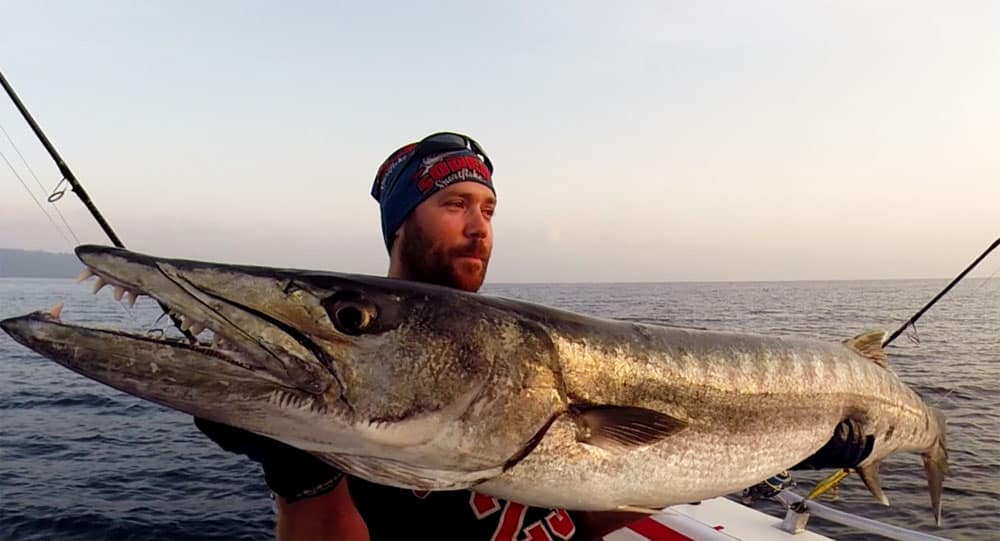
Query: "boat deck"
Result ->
[[605, 497, 834, 541]]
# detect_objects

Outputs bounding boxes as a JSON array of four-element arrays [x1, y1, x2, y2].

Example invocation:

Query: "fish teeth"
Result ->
[[112, 286, 125, 301], [212, 335, 230, 350], [211, 334, 221, 347], [179, 316, 191, 332], [49, 302, 64, 320], [92, 277, 107, 295], [123, 290, 138, 307], [77, 268, 95, 283], [188, 322, 205, 336]]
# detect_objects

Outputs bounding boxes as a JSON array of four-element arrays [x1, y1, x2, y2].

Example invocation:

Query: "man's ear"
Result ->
[[390, 228, 403, 250], [387, 226, 404, 259]]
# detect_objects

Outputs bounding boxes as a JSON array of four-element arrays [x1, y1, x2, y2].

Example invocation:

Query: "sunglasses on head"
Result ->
[[372, 132, 493, 201]]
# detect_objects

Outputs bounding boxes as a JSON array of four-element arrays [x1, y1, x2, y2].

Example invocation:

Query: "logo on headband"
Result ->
[[374, 143, 417, 199], [415, 151, 492, 193]]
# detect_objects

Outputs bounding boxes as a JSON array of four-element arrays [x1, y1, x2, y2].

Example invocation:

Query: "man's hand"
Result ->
[[744, 419, 872, 504], [194, 417, 344, 503], [792, 418, 874, 470]]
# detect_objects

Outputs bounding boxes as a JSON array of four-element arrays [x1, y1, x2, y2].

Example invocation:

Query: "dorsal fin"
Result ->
[[845, 331, 889, 368]]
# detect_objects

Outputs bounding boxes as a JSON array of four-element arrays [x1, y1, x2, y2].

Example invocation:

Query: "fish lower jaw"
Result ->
[[28, 303, 273, 378]]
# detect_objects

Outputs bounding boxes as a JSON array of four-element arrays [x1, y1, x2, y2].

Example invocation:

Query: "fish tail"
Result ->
[[922, 407, 948, 526]]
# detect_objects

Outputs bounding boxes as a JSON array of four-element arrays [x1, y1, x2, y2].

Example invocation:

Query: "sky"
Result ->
[[1, 1, 997, 283]]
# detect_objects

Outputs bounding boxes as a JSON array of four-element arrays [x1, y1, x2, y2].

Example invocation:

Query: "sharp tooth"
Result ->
[[49, 302, 64, 320], [188, 322, 205, 336], [124, 291, 138, 307], [113, 286, 125, 301], [77, 268, 95, 283], [179, 316, 191, 331], [92, 277, 107, 295]]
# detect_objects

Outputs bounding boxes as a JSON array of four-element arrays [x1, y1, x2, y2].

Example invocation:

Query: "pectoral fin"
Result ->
[[571, 405, 687, 451]]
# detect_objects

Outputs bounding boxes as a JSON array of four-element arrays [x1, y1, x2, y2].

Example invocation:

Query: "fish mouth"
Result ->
[[74, 244, 340, 394], [0, 245, 351, 442]]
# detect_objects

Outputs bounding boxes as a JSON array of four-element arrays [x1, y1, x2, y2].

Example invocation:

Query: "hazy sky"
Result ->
[[1, 2, 997, 282]]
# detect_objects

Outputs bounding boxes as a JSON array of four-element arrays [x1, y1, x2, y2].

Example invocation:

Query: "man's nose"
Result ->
[[464, 206, 490, 239]]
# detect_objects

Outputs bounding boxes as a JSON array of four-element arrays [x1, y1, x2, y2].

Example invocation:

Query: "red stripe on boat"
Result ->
[[626, 517, 694, 541]]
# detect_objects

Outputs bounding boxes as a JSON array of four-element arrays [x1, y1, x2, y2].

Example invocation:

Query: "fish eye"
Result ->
[[324, 293, 377, 336], [334, 303, 371, 334]]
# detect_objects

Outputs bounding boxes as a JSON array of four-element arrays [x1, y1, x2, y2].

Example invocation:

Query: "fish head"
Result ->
[[0, 245, 565, 483]]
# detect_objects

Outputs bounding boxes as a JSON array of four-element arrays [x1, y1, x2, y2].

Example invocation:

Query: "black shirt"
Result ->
[[348, 476, 579, 540]]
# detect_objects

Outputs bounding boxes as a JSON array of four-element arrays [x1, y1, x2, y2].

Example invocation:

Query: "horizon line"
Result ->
[[2, 275, 994, 285]]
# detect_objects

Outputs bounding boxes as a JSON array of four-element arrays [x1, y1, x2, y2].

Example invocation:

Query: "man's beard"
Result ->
[[399, 221, 490, 292]]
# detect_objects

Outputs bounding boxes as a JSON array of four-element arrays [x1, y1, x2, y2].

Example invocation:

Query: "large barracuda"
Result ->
[[1, 246, 947, 523]]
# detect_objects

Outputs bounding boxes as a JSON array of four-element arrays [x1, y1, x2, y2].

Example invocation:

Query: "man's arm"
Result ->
[[275, 478, 369, 541], [194, 418, 368, 539], [791, 418, 874, 470]]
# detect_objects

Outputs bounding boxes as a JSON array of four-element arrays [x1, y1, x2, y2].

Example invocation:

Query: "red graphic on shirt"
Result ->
[[467, 493, 576, 541], [470, 492, 503, 519], [545, 510, 576, 539], [521, 521, 553, 541], [492, 502, 527, 541]]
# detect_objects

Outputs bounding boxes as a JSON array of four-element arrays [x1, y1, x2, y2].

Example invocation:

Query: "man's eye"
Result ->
[[484, 208, 495, 218], [445, 200, 464, 208]]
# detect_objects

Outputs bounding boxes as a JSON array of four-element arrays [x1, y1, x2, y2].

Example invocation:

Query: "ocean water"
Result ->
[[1, 277, 997, 541]]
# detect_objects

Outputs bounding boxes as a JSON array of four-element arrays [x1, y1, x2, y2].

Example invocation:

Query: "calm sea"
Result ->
[[1, 277, 997, 541]]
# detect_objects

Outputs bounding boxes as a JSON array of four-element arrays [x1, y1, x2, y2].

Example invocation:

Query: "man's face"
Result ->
[[396, 182, 495, 292]]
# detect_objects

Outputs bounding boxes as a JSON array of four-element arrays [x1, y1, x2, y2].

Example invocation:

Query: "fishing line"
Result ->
[[884, 237, 1000, 348], [0, 147, 76, 247], [0, 120, 81, 244], [966, 260, 1000, 297], [901, 256, 1000, 346], [2, 69, 196, 343], [2, 129, 140, 325]]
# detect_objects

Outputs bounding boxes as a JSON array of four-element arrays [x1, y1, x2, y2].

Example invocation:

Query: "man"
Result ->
[[197, 132, 873, 540], [198, 132, 643, 539]]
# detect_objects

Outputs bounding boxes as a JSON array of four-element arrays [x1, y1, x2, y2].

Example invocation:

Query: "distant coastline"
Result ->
[[0, 248, 79, 278]]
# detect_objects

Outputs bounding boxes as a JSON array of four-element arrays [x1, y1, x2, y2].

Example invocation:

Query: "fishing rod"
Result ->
[[0, 69, 124, 248], [883, 236, 999, 347], [1, 68, 195, 341]]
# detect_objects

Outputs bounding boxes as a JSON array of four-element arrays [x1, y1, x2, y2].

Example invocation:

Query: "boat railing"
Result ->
[[773, 490, 951, 541]]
